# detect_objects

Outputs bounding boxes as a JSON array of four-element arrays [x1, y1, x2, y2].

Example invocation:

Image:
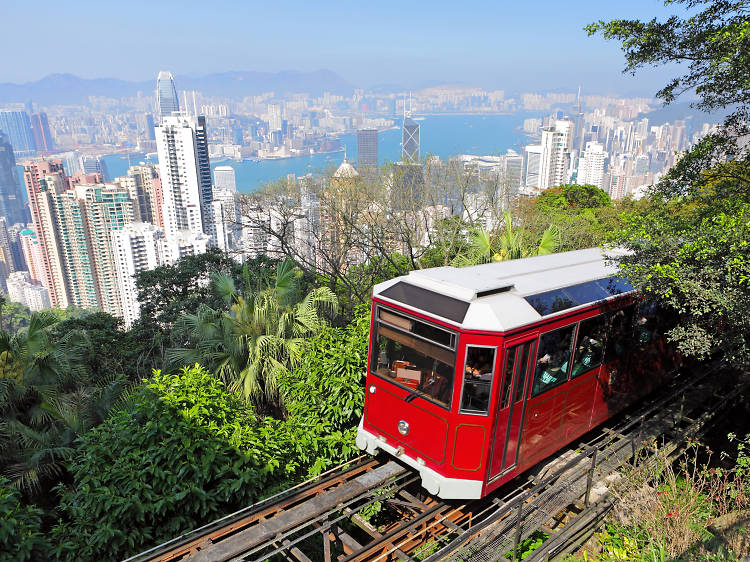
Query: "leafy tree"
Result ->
[[536, 184, 613, 211], [0, 477, 49, 561], [589, 1, 750, 364], [168, 260, 337, 409], [51, 352, 367, 561]]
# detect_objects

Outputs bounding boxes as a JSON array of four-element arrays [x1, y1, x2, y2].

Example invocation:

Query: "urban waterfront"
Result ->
[[101, 113, 534, 192]]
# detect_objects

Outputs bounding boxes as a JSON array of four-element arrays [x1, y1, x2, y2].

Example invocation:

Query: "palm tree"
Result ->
[[453, 211, 560, 266], [168, 260, 338, 410], [0, 312, 128, 497]]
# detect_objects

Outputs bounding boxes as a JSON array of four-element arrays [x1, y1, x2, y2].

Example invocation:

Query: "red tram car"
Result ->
[[356, 248, 675, 499]]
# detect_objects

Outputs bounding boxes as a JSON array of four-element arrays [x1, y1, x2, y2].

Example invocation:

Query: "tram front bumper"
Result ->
[[355, 419, 483, 500]]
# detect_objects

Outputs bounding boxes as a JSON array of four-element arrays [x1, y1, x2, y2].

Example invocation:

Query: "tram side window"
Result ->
[[571, 315, 606, 377], [499, 347, 516, 409], [532, 325, 575, 397], [460, 346, 497, 414], [605, 305, 635, 360]]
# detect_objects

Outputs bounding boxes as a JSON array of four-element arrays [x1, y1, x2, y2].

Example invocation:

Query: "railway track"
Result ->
[[128, 362, 748, 562]]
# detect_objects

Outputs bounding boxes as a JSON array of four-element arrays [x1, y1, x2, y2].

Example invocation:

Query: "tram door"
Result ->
[[489, 341, 535, 478]]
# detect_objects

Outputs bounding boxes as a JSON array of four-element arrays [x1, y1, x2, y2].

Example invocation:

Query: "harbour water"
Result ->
[[18, 113, 535, 195]]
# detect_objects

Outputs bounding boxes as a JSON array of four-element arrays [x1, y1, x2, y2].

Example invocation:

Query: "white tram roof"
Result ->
[[372, 248, 634, 332]]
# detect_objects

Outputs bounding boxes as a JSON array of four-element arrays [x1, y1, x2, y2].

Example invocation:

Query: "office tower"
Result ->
[[155, 114, 213, 242], [23, 161, 70, 308], [115, 164, 163, 227], [6, 271, 50, 311], [213, 166, 236, 191], [19, 228, 44, 283], [402, 117, 420, 163], [357, 129, 378, 170], [112, 223, 165, 327], [144, 113, 156, 140], [30, 112, 54, 153], [524, 145, 543, 189], [0, 131, 27, 224], [156, 71, 180, 121], [539, 120, 573, 189], [0, 109, 36, 157], [80, 155, 110, 181], [577, 142, 607, 189], [268, 103, 283, 132]]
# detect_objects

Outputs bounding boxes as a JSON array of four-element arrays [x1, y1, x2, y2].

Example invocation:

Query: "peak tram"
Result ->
[[356, 248, 677, 499]]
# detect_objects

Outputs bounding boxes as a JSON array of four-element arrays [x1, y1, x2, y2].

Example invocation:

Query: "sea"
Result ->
[[17, 113, 536, 195]]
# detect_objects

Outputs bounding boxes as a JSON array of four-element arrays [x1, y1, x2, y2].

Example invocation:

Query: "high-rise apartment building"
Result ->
[[0, 131, 27, 224], [0, 109, 36, 157], [78, 185, 135, 316], [23, 161, 70, 308], [213, 166, 236, 191], [30, 112, 54, 153], [211, 188, 240, 253], [156, 71, 180, 121], [577, 142, 607, 189], [357, 129, 378, 170], [111, 223, 165, 327], [402, 117, 420, 163], [53, 188, 99, 309], [538, 120, 573, 190], [19, 228, 44, 283], [115, 164, 163, 227], [155, 114, 213, 241]]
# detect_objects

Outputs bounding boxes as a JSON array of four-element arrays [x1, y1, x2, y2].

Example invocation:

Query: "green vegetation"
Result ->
[[1, 3, 748, 558]]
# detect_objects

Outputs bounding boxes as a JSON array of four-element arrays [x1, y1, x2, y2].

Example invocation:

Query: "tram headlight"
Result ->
[[398, 420, 410, 436]]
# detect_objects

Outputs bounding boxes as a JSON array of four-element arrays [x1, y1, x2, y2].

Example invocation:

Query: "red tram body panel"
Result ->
[[356, 248, 676, 499]]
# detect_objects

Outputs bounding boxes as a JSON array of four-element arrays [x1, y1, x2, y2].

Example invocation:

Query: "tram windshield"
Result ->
[[371, 307, 457, 409]]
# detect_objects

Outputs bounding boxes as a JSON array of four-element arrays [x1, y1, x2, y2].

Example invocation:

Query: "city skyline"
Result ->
[[1, 1, 691, 95]]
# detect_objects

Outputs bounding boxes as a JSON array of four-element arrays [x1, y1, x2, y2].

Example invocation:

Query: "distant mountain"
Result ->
[[0, 70, 355, 106]]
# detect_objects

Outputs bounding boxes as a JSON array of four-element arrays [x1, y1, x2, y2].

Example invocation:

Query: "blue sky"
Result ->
[[3, 0, 689, 94]]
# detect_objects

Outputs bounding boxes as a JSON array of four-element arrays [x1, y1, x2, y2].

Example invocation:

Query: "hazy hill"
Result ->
[[0, 70, 355, 106]]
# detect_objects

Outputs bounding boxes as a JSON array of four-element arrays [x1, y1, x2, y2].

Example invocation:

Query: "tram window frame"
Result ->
[[531, 324, 576, 398], [459, 345, 498, 416], [571, 315, 607, 378], [499, 347, 517, 409], [370, 306, 458, 410]]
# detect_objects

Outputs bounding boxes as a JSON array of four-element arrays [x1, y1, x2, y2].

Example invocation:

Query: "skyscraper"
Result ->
[[0, 109, 36, 157], [402, 117, 420, 163], [538, 120, 573, 189], [155, 114, 213, 241], [23, 161, 70, 308], [0, 131, 27, 224], [357, 129, 378, 170], [156, 71, 180, 121], [214, 166, 236, 191], [80, 155, 110, 181], [30, 112, 54, 153], [524, 145, 543, 189]]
